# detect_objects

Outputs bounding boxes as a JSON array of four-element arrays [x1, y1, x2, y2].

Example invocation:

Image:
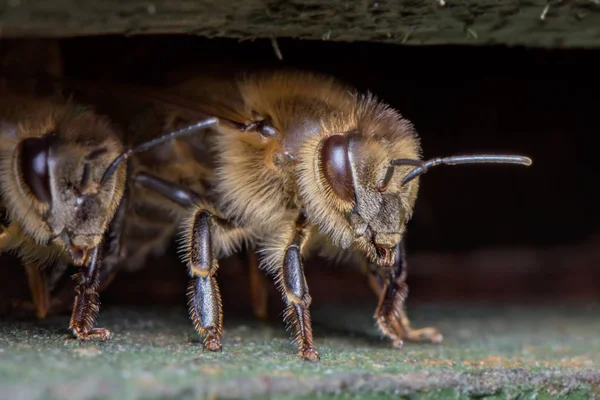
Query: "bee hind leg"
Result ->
[[69, 246, 112, 341], [367, 240, 443, 348]]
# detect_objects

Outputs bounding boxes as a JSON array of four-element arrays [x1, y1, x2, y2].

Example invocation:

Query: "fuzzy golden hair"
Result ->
[[170, 70, 423, 270]]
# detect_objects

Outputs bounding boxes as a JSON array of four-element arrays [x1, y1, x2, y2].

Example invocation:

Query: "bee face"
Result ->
[[315, 132, 417, 267], [13, 113, 125, 265]]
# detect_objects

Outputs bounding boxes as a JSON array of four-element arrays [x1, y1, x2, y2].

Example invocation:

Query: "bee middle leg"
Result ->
[[69, 246, 112, 341], [270, 212, 319, 362], [134, 173, 250, 352], [134, 172, 225, 351], [366, 241, 443, 348], [185, 209, 224, 352]]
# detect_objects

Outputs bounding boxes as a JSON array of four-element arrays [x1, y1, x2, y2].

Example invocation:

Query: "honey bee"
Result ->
[[0, 87, 216, 340], [70, 70, 531, 361]]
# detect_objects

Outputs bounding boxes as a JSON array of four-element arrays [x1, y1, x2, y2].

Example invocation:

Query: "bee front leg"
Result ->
[[69, 246, 111, 341], [66, 187, 127, 338], [270, 213, 319, 362], [368, 240, 443, 348], [186, 209, 223, 352]]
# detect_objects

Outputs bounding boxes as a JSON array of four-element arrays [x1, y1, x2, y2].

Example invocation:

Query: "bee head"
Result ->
[[315, 131, 420, 267], [14, 110, 126, 266], [300, 97, 532, 268]]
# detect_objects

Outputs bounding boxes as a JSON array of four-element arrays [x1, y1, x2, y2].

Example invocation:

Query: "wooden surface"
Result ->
[[1, 305, 599, 399], [0, 0, 600, 47]]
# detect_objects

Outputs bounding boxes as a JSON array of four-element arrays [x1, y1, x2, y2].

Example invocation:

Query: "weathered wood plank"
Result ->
[[0, 0, 599, 47]]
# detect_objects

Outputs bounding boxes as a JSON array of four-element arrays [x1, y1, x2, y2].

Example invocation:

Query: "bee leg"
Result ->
[[134, 172, 227, 351], [361, 261, 384, 296], [187, 209, 223, 352], [23, 264, 51, 319], [12, 261, 72, 318], [69, 246, 112, 341], [248, 247, 269, 321], [1, 223, 52, 319], [274, 213, 319, 362], [370, 241, 443, 348]]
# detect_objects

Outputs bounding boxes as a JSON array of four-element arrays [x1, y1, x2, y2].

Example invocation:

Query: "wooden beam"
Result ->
[[0, 0, 599, 47]]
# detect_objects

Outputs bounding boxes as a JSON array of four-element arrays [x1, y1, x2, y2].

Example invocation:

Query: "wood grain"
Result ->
[[0, 0, 599, 47]]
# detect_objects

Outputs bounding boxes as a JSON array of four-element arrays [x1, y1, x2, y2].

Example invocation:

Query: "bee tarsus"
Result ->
[[370, 240, 443, 345], [68, 246, 112, 341]]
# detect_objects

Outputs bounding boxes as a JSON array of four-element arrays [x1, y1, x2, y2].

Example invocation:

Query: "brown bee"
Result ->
[[27, 75, 267, 327], [72, 70, 531, 361], [0, 86, 216, 340]]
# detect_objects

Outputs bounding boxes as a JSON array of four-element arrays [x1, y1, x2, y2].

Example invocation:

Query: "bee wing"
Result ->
[[56, 76, 250, 131], [152, 78, 250, 166], [166, 75, 249, 127]]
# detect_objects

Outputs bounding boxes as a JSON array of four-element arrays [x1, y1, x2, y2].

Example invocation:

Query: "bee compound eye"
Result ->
[[19, 135, 53, 204], [319, 134, 355, 203]]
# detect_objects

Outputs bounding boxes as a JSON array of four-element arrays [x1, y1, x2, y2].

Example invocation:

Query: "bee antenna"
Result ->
[[378, 154, 532, 190], [99, 117, 219, 186]]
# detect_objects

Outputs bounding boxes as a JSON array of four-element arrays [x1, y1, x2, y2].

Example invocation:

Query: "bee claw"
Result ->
[[429, 331, 444, 344], [404, 327, 443, 344], [73, 328, 112, 342], [300, 346, 320, 362], [203, 334, 223, 352]]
